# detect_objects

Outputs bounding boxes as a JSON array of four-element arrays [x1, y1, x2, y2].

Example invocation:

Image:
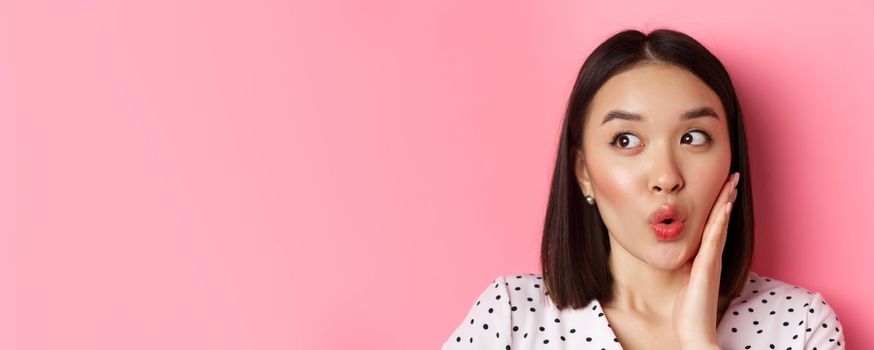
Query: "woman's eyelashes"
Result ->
[[608, 130, 713, 150], [681, 130, 712, 146], [609, 130, 642, 149]]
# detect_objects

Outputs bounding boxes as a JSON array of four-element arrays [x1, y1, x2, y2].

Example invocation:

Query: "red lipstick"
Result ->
[[649, 204, 686, 241]]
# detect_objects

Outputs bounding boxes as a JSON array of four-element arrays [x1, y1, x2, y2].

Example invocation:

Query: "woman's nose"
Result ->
[[652, 176, 683, 194], [649, 156, 684, 194]]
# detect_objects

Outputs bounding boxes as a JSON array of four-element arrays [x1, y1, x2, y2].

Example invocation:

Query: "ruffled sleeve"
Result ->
[[803, 291, 846, 349], [441, 275, 514, 350]]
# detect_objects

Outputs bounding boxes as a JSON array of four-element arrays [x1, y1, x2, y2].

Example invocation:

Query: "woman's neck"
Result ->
[[603, 243, 686, 319], [602, 236, 733, 324]]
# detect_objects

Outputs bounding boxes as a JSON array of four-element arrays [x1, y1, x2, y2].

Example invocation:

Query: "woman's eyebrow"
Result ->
[[600, 106, 720, 125]]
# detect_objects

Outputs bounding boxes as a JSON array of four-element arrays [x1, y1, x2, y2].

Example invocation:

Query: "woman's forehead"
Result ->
[[588, 63, 725, 125]]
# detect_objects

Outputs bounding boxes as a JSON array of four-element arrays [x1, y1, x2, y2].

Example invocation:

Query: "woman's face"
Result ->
[[575, 62, 732, 270]]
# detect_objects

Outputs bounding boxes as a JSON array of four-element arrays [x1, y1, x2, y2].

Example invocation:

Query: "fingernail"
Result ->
[[733, 172, 740, 186], [724, 202, 733, 215]]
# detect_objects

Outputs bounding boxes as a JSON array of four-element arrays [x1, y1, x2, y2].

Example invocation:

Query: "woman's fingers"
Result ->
[[696, 172, 739, 270], [710, 172, 738, 223], [674, 172, 741, 347]]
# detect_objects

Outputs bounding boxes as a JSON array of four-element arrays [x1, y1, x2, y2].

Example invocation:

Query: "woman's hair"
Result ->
[[540, 28, 755, 309]]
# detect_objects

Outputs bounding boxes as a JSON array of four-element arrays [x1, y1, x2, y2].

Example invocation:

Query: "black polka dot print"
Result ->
[[442, 271, 845, 349]]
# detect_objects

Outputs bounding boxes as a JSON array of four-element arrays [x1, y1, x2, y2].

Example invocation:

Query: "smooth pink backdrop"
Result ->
[[1, 0, 871, 349]]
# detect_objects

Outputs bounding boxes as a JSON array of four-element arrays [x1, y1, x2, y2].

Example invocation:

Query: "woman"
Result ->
[[441, 29, 845, 349]]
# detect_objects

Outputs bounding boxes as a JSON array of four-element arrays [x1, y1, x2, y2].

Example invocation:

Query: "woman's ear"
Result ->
[[573, 148, 593, 197]]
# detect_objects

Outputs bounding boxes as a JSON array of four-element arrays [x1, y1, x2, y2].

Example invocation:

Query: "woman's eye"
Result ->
[[681, 130, 711, 146], [609, 133, 642, 149], [610, 130, 711, 149]]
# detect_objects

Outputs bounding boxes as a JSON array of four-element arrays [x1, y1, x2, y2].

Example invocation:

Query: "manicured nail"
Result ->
[[724, 202, 733, 215]]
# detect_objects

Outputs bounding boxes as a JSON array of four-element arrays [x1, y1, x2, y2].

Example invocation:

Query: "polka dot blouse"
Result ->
[[442, 271, 845, 349]]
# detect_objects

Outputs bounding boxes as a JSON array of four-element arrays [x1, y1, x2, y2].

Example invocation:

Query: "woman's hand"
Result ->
[[672, 171, 739, 350]]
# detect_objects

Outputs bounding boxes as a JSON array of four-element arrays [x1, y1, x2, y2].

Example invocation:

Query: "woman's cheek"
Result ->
[[589, 158, 645, 233], [589, 154, 639, 204]]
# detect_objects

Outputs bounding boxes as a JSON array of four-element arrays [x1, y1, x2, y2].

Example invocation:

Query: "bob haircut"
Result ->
[[540, 28, 755, 310]]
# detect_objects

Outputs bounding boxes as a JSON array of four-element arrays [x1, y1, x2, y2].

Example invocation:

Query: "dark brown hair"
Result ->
[[540, 28, 755, 309]]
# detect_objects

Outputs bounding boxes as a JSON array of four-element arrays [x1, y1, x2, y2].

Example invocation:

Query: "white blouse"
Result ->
[[442, 271, 845, 349]]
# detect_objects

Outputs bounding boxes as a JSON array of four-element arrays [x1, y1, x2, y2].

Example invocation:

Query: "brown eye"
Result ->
[[681, 130, 711, 146], [610, 133, 641, 149]]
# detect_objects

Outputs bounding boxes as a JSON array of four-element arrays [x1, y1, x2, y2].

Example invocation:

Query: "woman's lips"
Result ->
[[649, 204, 686, 241], [648, 204, 686, 224], [652, 221, 685, 241]]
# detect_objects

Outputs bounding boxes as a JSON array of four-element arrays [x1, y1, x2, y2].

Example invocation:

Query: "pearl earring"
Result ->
[[585, 195, 595, 205]]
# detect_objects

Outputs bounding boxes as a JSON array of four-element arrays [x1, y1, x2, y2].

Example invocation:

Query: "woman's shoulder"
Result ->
[[441, 273, 563, 349], [498, 273, 548, 296], [730, 270, 841, 318], [471, 273, 552, 310], [466, 272, 599, 322], [735, 270, 826, 304], [719, 270, 846, 348]]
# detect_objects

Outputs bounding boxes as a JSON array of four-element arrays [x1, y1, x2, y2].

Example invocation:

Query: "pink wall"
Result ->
[[1, 0, 871, 349]]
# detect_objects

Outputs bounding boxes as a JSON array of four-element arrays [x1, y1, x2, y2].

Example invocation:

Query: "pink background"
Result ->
[[1, 0, 872, 349]]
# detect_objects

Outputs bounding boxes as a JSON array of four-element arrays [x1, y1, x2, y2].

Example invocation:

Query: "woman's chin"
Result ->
[[645, 246, 693, 271]]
